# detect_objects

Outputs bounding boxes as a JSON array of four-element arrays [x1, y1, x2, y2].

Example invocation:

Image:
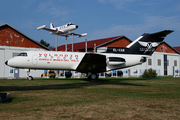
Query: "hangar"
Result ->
[[53, 35, 180, 77], [0, 24, 50, 78]]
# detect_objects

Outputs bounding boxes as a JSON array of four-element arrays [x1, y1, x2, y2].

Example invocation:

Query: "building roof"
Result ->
[[173, 46, 180, 53], [0, 23, 51, 51], [52, 36, 132, 51]]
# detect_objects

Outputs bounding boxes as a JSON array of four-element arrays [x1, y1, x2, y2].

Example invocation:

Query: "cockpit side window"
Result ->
[[17, 52, 27, 56]]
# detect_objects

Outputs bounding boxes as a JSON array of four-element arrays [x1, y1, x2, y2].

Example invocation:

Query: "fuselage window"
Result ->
[[17, 52, 27, 56]]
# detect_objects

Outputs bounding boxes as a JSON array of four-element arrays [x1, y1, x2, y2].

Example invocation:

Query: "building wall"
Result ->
[[118, 52, 180, 77], [0, 24, 50, 78], [0, 50, 5, 78], [156, 43, 177, 54], [0, 26, 43, 49], [0, 46, 46, 78]]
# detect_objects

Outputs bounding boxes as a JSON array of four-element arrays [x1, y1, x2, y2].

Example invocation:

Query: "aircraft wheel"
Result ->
[[88, 73, 98, 80], [27, 76, 33, 81]]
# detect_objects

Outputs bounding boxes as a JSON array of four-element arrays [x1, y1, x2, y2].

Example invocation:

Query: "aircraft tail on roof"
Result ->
[[102, 30, 174, 55], [50, 23, 54, 29]]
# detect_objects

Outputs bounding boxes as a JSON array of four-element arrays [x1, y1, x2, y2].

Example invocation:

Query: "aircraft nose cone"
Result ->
[[76, 25, 78, 28], [5, 60, 8, 65]]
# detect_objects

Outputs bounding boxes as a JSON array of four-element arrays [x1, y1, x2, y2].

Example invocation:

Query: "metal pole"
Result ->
[[72, 33, 74, 52], [65, 36, 67, 52], [94, 43, 96, 53], [85, 38, 87, 52], [56, 34, 57, 51]]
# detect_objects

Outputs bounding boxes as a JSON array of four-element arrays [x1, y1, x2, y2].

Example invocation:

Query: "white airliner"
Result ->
[[37, 23, 87, 37], [5, 30, 173, 80]]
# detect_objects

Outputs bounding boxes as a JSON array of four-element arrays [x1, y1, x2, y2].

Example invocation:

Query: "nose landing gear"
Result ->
[[27, 69, 33, 80]]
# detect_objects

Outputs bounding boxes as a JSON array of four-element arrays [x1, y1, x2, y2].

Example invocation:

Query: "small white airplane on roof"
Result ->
[[5, 30, 173, 80], [37, 23, 87, 37]]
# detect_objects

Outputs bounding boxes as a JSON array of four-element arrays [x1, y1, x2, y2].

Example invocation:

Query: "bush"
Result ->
[[142, 68, 157, 78]]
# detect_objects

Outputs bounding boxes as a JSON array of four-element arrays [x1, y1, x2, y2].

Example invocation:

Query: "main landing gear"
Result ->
[[87, 73, 99, 80]]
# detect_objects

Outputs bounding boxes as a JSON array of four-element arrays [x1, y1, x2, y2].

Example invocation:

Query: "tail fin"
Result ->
[[50, 23, 54, 29], [126, 30, 173, 55]]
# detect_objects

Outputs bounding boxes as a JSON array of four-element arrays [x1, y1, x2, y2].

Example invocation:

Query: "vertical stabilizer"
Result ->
[[50, 23, 54, 29], [126, 30, 173, 55]]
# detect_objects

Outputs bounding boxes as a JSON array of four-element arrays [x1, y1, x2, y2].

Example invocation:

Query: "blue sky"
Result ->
[[1, 0, 180, 48]]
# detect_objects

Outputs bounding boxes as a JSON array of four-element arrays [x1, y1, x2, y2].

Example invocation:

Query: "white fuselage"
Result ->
[[52, 24, 77, 34], [7, 51, 145, 72]]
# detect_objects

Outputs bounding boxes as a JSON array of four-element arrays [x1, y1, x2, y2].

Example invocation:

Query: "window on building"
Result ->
[[158, 59, 161, 66], [167, 60, 169, 66], [174, 60, 177, 66], [148, 59, 152, 66]]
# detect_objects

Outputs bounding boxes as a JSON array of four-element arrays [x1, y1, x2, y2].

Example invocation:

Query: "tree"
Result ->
[[40, 39, 50, 48], [142, 68, 157, 78]]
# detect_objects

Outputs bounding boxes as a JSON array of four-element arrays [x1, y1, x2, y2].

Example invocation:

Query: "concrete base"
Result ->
[[0, 93, 10, 103]]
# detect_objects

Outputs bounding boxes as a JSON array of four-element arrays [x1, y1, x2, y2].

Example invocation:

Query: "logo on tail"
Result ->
[[138, 41, 161, 53]]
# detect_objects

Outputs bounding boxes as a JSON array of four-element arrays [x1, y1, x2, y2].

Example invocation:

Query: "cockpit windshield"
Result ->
[[67, 23, 74, 26], [17, 52, 27, 56]]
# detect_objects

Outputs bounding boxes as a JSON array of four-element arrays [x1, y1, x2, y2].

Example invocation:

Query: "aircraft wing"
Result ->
[[37, 25, 64, 34], [76, 53, 106, 73]]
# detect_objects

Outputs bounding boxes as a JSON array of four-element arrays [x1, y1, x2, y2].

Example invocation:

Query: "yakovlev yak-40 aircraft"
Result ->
[[5, 30, 173, 80], [37, 23, 87, 37]]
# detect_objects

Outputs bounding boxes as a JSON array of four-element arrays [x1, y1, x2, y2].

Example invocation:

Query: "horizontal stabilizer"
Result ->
[[150, 30, 174, 38], [77, 33, 88, 37]]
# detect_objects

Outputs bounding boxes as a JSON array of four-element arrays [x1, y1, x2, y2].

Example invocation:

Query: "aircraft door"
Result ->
[[32, 55, 38, 65]]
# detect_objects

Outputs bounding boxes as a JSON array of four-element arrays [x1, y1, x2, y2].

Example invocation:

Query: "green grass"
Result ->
[[0, 77, 180, 120]]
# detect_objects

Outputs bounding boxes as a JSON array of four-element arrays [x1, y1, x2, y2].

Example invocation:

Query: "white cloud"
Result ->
[[98, 0, 137, 9], [37, 0, 69, 19], [143, 15, 180, 30], [90, 15, 180, 40]]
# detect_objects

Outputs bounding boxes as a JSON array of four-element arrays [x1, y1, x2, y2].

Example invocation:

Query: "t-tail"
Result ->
[[126, 30, 173, 55], [102, 30, 174, 55]]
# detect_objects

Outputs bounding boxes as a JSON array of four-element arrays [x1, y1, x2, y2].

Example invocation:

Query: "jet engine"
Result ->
[[107, 57, 126, 65]]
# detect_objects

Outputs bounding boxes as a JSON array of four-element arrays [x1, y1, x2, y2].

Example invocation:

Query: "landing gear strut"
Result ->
[[27, 69, 33, 80]]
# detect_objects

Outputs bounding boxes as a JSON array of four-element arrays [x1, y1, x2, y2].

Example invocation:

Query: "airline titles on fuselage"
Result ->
[[38, 53, 79, 62]]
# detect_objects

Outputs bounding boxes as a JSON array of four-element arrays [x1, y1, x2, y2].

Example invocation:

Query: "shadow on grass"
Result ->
[[0, 98, 13, 104], [0, 77, 150, 92]]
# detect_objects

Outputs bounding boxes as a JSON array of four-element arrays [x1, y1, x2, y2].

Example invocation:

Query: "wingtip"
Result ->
[[37, 25, 46, 30]]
